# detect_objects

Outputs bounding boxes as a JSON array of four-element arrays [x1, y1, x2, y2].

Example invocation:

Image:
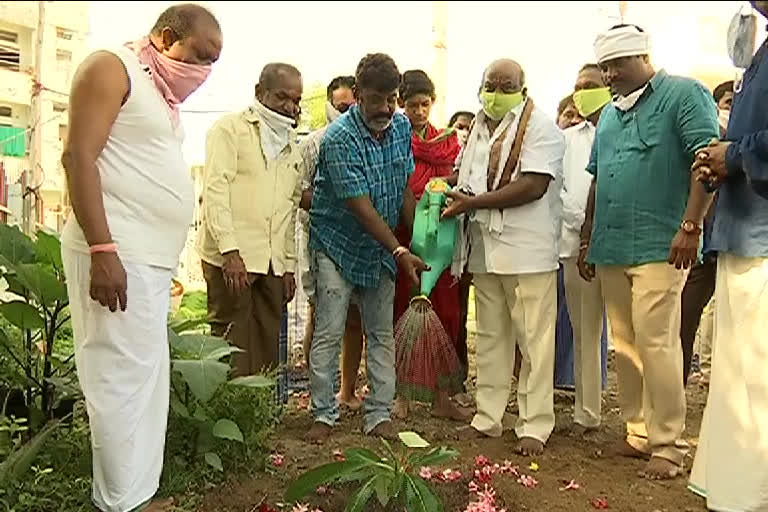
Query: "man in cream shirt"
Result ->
[[198, 63, 303, 376], [559, 63, 612, 433], [444, 58, 565, 456]]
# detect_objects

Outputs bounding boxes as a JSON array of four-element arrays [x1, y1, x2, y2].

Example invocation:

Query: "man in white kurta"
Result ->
[[689, 3, 768, 508], [444, 59, 564, 456], [60, 6, 221, 512], [560, 64, 612, 432]]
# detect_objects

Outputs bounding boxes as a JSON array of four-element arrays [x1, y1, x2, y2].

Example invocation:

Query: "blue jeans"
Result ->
[[310, 251, 395, 433]]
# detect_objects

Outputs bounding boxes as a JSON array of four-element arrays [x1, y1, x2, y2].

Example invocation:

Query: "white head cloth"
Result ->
[[594, 25, 651, 63]]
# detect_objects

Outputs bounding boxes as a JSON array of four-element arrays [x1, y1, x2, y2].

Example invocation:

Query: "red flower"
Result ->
[[475, 455, 491, 467]]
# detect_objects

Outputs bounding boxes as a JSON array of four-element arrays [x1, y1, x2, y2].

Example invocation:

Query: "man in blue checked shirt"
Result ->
[[306, 53, 428, 442]]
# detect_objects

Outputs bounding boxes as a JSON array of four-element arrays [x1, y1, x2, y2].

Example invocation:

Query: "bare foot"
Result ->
[[338, 393, 363, 411], [456, 425, 490, 441], [514, 437, 545, 457], [452, 392, 474, 408], [431, 401, 473, 422], [393, 398, 409, 420], [367, 421, 398, 441], [144, 498, 174, 512], [304, 422, 333, 443], [639, 456, 682, 480], [612, 439, 651, 460], [572, 423, 599, 437]]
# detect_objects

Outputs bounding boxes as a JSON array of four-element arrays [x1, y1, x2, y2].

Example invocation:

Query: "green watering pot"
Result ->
[[410, 178, 458, 298]]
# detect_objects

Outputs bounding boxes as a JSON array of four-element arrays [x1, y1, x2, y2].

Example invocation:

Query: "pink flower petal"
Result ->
[[332, 449, 345, 462], [270, 454, 285, 467], [419, 466, 433, 480], [475, 455, 491, 467], [592, 497, 609, 509], [517, 474, 539, 489], [559, 479, 580, 491]]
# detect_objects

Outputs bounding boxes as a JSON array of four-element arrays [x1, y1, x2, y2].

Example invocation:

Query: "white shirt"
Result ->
[[464, 105, 565, 275], [559, 121, 596, 259], [62, 46, 195, 269]]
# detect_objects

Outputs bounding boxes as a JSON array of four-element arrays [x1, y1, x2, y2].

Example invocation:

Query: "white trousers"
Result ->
[[562, 257, 605, 428], [63, 248, 171, 512], [690, 254, 768, 512], [471, 271, 556, 443]]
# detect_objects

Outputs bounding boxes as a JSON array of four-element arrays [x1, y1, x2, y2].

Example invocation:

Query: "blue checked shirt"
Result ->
[[309, 105, 414, 288]]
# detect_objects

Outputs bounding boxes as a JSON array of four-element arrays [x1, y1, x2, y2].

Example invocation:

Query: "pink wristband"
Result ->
[[89, 243, 118, 254]]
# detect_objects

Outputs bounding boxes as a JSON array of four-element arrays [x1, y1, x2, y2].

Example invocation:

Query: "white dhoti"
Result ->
[[690, 254, 768, 512], [63, 248, 171, 512]]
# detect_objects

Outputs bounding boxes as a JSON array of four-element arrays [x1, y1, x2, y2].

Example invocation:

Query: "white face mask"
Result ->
[[718, 108, 731, 131], [612, 85, 649, 112], [727, 6, 758, 69], [456, 128, 469, 147]]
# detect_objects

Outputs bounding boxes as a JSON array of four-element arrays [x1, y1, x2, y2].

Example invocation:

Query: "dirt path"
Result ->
[[200, 365, 709, 512]]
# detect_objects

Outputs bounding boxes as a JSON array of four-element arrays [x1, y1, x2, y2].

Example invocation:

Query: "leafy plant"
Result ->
[[0, 225, 78, 423], [286, 432, 458, 512], [168, 318, 276, 473]]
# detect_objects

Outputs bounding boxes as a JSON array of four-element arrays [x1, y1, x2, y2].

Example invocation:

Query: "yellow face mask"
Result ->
[[481, 91, 524, 121], [572, 87, 612, 118]]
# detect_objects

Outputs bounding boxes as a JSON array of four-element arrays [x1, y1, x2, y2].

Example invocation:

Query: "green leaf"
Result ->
[[168, 315, 208, 335], [212, 419, 243, 442], [227, 375, 274, 388], [15, 264, 67, 306], [170, 333, 235, 360], [196, 422, 215, 454], [409, 446, 459, 468], [346, 447, 385, 465], [337, 470, 375, 484], [405, 476, 442, 512], [0, 225, 36, 266], [34, 231, 62, 270], [193, 407, 211, 423], [4, 275, 26, 296], [0, 418, 61, 485], [169, 395, 189, 418], [0, 301, 44, 330], [204, 452, 223, 472], [172, 359, 229, 403], [391, 471, 406, 500], [399, 431, 430, 448], [347, 475, 377, 512], [374, 474, 393, 507], [379, 439, 399, 471], [286, 460, 370, 502]]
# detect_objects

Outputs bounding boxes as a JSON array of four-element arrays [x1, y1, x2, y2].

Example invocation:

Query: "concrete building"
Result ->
[[0, 1, 89, 231]]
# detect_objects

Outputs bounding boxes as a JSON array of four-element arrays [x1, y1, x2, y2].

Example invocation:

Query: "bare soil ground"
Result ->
[[199, 349, 710, 512]]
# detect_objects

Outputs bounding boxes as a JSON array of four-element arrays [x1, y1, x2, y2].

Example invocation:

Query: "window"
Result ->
[[0, 30, 17, 44], [56, 49, 71, 63], [0, 30, 20, 72], [0, 106, 11, 118], [56, 49, 71, 77], [56, 27, 73, 41]]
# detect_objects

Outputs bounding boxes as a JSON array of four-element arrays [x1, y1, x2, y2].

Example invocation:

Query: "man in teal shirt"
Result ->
[[578, 24, 717, 480]]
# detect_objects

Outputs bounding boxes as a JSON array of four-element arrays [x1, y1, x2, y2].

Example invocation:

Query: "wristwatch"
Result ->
[[680, 220, 702, 235]]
